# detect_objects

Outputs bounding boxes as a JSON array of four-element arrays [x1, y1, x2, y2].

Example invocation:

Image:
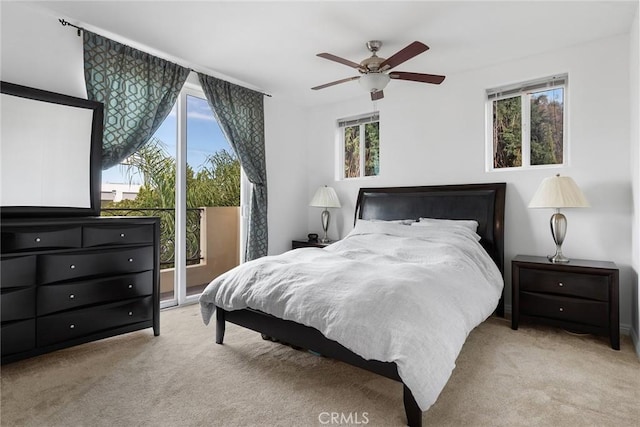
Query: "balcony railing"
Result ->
[[101, 208, 203, 269]]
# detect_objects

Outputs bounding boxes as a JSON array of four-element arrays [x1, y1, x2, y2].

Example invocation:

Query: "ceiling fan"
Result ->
[[312, 40, 445, 101]]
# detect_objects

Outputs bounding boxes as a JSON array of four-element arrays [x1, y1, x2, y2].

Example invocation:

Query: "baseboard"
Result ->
[[631, 326, 640, 359]]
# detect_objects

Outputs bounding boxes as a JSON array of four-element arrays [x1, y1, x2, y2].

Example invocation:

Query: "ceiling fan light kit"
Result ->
[[313, 40, 445, 100], [359, 73, 390, 93]]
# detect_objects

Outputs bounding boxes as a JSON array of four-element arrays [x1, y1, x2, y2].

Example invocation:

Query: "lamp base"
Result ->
[[320, 209, 330, 243], [548, 211, 570, 263], [548, 252, 570, 263]]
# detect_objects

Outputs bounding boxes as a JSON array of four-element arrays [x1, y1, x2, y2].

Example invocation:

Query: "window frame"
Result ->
[[485, 74, 568, 172], [336, 112, 380, 180]]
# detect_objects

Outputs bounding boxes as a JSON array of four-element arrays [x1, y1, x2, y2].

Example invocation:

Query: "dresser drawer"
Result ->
[[1, 226, 81, 252], [1, 287, 36, 322], [520, 268, 608, 301], [83, 224, 154, 247], [38, 246, 154, 284], [37, 296, 153, 347], [1, 256, 36, 288], [520, 292, 608, 327], [1, 319, 35, 356], [37, 271, 154, 316]]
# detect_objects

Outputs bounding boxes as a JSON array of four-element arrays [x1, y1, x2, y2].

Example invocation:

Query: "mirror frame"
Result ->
[[1, 81, 104, 218]]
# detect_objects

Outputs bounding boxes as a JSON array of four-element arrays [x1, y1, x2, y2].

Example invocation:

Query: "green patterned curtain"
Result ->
[[197, 73, 268, 260], [83, 31, 190, 169]]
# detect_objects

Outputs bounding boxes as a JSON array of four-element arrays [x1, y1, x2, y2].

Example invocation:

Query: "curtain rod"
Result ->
[[59, 18, 83, 36], [58, 18, 272, 98]]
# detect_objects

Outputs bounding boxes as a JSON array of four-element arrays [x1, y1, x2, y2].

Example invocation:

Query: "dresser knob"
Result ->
[[69, 294, 75, 299], [70, 264, 76, 269], [128, 258, 134, 262], [70, 324, 75, 329], [128, 284, 133, 289], [35, 237, 41, 243], [120, 233, 126, 238], [558, 282, 564, 287], [128, 311, 133, 316], [559, 307, 564, 312]]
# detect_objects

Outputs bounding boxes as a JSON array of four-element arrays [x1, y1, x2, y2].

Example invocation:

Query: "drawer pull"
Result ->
[[128, 284, 133, 289], [35, 237, 41, 243], [70, 324, 75, 329], [69, 294, 75, 299], [559, 307, 564, 312], [120, 233, 126, 238], [128, 258, 134, 263], [128, 311, 133, 316], [558, 282, 564, 287], [70, 264, 76, 269]]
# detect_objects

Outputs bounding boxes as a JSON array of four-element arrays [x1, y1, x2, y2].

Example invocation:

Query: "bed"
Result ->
[[200, 183, 506, 427]]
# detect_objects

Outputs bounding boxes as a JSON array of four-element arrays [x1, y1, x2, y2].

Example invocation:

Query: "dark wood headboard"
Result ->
[[354, 183, 506, 314]]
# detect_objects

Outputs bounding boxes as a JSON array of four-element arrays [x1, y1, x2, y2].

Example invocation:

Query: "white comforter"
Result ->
[[199, 220, 503, 410]]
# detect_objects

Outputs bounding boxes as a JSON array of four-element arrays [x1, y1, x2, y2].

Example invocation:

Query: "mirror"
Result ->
[[1, 82, 103, 218]]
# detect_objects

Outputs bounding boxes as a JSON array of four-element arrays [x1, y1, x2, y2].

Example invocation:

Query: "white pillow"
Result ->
[[414, 217, 479, 233], [369, 219, 417, 225]]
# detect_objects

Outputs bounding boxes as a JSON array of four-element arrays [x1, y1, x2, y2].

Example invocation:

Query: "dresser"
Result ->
[[1, 216, 160, 364], [511, 255, 619, 350]]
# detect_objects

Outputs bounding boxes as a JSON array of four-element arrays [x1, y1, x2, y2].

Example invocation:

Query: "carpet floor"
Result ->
[[1, 303, 638, 426]]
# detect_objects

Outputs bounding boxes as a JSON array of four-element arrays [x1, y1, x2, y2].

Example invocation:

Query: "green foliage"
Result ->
[[364, 122, 380, 176], [343, 121, 380, 178], [189, 150, 241, 208], [493, 97, 522, 168], [530, 90, 563, 165], [344, 125, 360, 178], [103, 137, 240, 210]]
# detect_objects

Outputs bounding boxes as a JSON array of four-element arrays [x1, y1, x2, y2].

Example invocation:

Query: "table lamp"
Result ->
[[309, 186, 341, 243], [528, 174, 589, 263]]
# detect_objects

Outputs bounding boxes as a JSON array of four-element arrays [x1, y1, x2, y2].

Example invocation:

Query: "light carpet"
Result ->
[[1, 304, 638, 426]]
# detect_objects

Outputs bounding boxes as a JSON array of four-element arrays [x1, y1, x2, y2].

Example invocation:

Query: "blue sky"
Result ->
[[102, 95, 230, 184]]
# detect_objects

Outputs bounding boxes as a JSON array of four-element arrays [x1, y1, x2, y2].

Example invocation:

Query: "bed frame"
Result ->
[[214, 183, 506, 427]]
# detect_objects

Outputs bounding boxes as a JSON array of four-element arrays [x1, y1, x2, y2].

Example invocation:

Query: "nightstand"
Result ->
[[291, 240, 332, 249], [511, 255, 619, 350]]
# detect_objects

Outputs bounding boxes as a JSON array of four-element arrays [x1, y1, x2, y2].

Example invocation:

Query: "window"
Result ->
[[338, 113, 380, 179], [486, 74, 567, 170]]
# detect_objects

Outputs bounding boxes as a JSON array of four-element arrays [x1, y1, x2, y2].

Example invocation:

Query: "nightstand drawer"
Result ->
[[520, 268, 608, 301], [520, 292, 608, 327]]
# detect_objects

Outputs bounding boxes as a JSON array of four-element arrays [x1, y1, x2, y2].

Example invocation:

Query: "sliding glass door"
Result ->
[[101, 81, 241, 308]]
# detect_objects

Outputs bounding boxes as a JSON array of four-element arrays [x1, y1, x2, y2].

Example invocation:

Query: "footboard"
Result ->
[[215, 307, 423, 427]]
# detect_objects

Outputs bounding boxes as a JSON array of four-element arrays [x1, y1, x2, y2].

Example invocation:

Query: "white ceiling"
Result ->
[[28, 0, 638, 107]]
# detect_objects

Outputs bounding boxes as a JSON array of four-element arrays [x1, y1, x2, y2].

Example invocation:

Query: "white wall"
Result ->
[[0, 1, 310, 258], [306, 34, 635, 334], [629, 7, 640, 356], [264, 96, 309, 255], [0, 3, 86, 97]]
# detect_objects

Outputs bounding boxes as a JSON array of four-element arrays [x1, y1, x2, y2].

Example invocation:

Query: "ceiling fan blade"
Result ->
[[371, 90, 384, 101], [379, 41, 429, 71], [311, 76, 360, 90], [389, 72, 446, 84], [317, 53, 363, 70]]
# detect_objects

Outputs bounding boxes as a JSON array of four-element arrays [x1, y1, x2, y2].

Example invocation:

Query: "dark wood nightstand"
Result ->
[[511, 255, 619, 350], [291, 240, 333, 249]]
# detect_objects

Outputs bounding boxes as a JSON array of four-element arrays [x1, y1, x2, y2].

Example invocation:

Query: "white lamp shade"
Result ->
[[528, 174, 590, 208], [310, 186, 341, 208], [359, 73, 390, 92]]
